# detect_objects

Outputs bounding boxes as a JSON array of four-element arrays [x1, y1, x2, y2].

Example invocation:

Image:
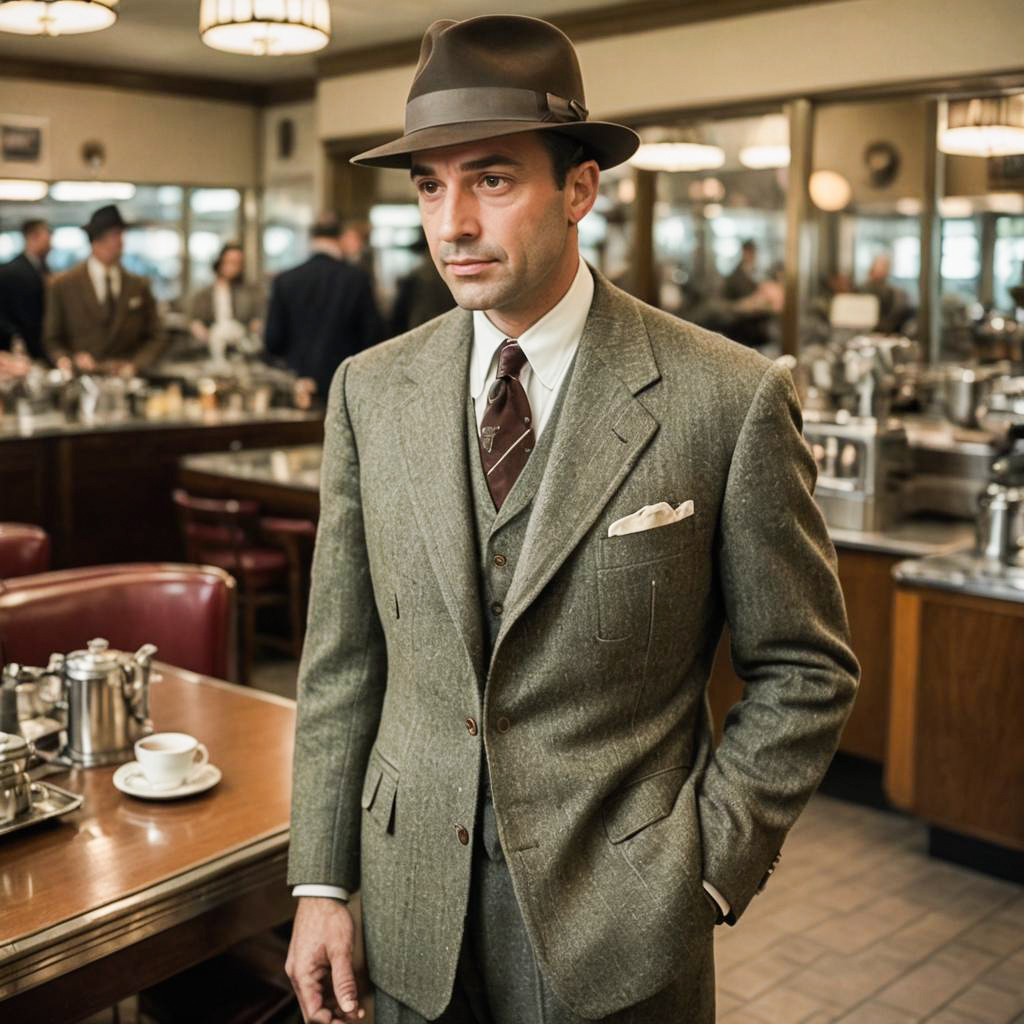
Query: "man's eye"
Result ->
[[418, 181, 439, 195], [482, 175, 506, 188]]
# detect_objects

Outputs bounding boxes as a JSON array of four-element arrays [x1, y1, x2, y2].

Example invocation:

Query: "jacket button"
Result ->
[[493, 553, 507, 567], [455, 824, 470, 845], [465, 717, 478, 736], [490, 601, 503, 616], [496, 716, 510, 734]]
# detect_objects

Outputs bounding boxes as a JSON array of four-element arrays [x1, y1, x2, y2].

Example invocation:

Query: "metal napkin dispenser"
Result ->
[[1, 638, 157, 767]]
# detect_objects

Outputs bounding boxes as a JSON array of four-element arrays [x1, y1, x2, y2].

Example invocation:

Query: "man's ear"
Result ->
[[567, 160, 600, 225]]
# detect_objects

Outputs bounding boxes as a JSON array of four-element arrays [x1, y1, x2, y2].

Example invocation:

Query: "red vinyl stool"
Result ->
[[0, 523, 51, 579]]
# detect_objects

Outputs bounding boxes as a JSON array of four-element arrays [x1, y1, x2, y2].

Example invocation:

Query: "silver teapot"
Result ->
[[1, 638, 157, 767]]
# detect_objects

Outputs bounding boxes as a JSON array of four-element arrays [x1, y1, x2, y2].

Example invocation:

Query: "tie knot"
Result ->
[[497, 340, 528, 380]]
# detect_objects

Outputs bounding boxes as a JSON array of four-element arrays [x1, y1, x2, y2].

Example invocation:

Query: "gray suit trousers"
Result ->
[[374, 787, 716, 1024]]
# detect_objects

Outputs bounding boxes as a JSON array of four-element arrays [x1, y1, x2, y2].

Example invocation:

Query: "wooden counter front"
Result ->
[[0, 665, 296, 1022], [886, 585, 1024, 852]]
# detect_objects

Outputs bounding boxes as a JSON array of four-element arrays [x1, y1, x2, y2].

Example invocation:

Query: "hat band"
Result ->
[[405, 87, 588, 134]]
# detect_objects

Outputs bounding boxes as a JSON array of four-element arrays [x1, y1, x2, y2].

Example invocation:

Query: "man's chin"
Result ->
[[445, 279, 507, 312]]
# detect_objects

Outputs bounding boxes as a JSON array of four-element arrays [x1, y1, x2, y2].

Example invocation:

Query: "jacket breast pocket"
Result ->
[[596, 514, 695, 642], [361, 747, 399, 834], [602, 765, 687, 844]]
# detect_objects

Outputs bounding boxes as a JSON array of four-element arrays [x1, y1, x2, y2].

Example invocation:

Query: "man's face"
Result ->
[[411, 132, 585, 320], [92, 227, 123, 265], [219, 247, 244, 281], [27, 225, 51, 259]]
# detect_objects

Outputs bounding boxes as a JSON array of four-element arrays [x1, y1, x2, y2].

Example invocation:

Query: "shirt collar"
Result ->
[[470, 258, 593, 400], [87, 255, 119, 281], [310, 239, 343, 259]]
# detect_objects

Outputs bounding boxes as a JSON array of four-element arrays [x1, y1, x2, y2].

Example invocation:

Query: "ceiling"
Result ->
[[0, 0, 635, 84]]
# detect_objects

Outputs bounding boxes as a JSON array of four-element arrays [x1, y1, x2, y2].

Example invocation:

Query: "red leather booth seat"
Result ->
[[0, 563, 237, 680], [0, 523, 51, 579]]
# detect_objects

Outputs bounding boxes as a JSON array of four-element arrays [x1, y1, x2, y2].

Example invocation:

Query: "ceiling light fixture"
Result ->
[[808, 170, 852, 212], [0, 178, 48, 201], [938, 95, 1024, 157], [199, 0, 331, 56], [0, 0, 116, 36], [49, 180, 135, 202], [629, 142, 725, 173]]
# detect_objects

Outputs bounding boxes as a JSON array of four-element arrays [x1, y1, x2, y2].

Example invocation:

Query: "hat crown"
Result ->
[[410, 16, 586, 109]]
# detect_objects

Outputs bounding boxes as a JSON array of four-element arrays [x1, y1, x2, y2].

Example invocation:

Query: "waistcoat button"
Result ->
[[493, 553, 507, 567], [496, 716, 511, 734], [455, 824, 470, 845], [465, 717, 478, 736]]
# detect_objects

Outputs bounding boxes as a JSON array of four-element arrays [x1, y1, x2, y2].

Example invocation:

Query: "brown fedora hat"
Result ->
[[351, 15, 639, 170]]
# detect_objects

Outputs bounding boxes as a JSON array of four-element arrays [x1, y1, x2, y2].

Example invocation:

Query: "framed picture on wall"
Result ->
[[0, 115, 50, 178]]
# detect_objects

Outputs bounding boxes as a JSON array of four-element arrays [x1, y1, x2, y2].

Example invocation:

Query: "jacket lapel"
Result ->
[[108, 272, 133, 341], [394, 309, 485, 680], [496, 272, 661, 650]]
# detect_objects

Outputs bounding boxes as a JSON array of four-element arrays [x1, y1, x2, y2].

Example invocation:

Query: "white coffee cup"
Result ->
[[134, 732, 209, 790]]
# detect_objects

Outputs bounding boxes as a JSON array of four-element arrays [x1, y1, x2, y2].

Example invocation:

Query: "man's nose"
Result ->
[[437, 187, 478, 243]]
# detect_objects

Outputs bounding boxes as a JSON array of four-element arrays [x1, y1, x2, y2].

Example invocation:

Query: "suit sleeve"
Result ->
[[42, 279, 71, 364], [129, 284, 167, 369], [699, 361, 859, 922], [287, 359, 388, 890]]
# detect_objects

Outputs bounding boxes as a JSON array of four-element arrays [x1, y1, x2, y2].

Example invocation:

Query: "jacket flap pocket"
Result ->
[[599, 513, 695, 571], [361, 749, 399, 833], [603, 765, 686, 844]]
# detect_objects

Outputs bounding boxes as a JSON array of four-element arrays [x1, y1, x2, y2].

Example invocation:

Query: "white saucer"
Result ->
[[113, 761, 222, 800]]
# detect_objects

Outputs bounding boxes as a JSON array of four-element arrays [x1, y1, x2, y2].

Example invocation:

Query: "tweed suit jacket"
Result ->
[[288, 268, 859, 1020], [43, 262, 166, 369]]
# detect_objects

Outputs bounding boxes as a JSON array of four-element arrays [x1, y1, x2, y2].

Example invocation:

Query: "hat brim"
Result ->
[[352, 119, 639, 171]]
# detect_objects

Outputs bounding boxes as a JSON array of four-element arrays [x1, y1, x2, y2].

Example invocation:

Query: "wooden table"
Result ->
[[0, 665, 296, 1023]]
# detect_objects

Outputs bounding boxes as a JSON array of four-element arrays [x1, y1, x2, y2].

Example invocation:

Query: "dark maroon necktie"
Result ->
[[479, 340, 534, 510]]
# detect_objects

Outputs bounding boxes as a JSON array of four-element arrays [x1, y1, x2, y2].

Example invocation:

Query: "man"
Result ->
[[263, 215, 382, 402], [286, 15, 858, 1024], [188, 242, 264, 345], [0, 218, 51, 361], [723, 239, 759, 302], [863, 252, 912, 335], [43, 204, 165, 375]]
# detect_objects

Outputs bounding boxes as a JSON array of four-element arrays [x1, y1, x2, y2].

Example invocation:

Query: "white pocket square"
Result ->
[[608, 500, 694, 538]]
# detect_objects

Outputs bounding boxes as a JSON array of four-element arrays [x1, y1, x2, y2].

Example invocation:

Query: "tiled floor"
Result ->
[[83, 657, 1024, 1023], [714, 797, 1024, 1023]]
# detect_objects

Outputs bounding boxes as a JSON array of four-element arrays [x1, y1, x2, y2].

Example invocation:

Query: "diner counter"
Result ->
[[0, 406, 320, 442], [179, 444, 979, 559], [2, 414, 324, 568], [893, 551, 1024, 604]]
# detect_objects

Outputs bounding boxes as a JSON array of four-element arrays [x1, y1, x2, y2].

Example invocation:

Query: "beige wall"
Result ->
[[262, 100, 316, 185], [813, 98, 929, 204], [0, 77, 259, 186], [317, 0, 1024, 142]]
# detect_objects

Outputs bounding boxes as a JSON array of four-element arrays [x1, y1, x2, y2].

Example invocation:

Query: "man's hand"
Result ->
[[73, 352, 97, 372], [286, 897, 366, 1023]]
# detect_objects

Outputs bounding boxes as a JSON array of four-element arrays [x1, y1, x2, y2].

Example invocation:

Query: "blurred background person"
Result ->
[[263, 214, 382, 404], [863, 251, 913, 335], [388, 230, 456, 336], [723, 238, 760, 301], [43, 204, 165, 376], [0, 218, 51, 362], [188, 242, 265, 356]]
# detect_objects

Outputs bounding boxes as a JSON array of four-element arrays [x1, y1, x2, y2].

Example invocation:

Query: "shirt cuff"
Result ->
[[292, 884, 351, 901], [702, 879, 731, 917]]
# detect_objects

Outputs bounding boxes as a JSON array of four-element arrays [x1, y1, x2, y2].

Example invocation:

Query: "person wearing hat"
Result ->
[[43, 204, 165, 375], [286, 15, 857, 1024], [0, 218, 51, 362]]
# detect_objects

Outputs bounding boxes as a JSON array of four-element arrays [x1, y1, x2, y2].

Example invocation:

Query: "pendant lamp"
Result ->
[[200, 0, 331, 56], [0, 0, 116, 36]]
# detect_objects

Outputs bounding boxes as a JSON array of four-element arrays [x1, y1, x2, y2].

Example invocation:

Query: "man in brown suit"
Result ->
[[286, 15, 858, 1024], [44, 204, 165, 375]]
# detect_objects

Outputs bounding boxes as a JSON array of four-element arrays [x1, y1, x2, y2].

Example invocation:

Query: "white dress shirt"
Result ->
[[293, 257, 731, 921], [87, 256, 120, 305]]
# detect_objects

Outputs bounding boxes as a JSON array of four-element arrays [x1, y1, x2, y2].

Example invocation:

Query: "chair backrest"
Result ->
[[172, 489, 262, 573], [0, 523, 51, 580], [0, 563, 237, 680]]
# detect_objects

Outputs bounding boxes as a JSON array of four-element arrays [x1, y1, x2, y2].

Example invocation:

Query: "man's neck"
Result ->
[[485, 251, 580, 338], [311, 239, 343, 259]]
